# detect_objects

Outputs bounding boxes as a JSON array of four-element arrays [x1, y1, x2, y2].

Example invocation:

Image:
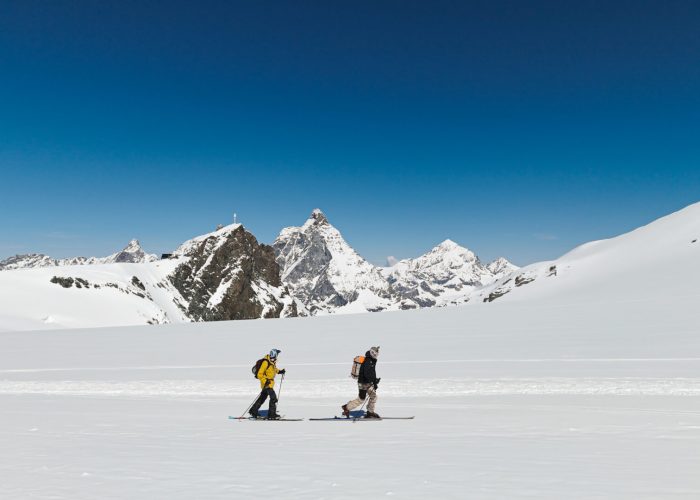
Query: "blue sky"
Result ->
[[1, 1, 699, 266]]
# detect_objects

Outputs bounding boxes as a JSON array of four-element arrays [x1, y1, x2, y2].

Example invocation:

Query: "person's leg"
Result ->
[[366, 386, 378, 414], [267, 389, 279, 417], [249, 389, 269, 416], [344, 384, 369, 411]]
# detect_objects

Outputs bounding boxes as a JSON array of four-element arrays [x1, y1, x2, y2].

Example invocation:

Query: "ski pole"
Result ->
[[277, 373, 285, 402], [359, 394, 369, 413], [238, 390, 263, 419]]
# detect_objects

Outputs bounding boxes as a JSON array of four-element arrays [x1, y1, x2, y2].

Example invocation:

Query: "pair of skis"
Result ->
[[309, 416, 415, 422], [229, 415, 303, 421], [228, 415, 414, 422]]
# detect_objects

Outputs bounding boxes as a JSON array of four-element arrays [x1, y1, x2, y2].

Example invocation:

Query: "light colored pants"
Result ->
[[345, 383, 377, 412]]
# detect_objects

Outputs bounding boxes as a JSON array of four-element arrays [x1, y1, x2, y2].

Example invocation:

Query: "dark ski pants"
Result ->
[[251, 387, 278, 416]]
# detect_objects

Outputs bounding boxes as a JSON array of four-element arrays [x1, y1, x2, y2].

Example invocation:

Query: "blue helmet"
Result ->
[[270, 348, 281, 359]]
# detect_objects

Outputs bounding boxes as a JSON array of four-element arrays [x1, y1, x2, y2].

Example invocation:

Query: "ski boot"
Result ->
[[266, 413, 282, 420], [364, 411, 381, 419], [341, 405, 350, 418], [249, 410, 259, 419]]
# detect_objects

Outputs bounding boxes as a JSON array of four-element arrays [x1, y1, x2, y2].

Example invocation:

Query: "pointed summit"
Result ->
[[308, 208, 329, 226], [105, 239, 158, 263], [124, 239, 142, 251], [436, 239, 460, 250]]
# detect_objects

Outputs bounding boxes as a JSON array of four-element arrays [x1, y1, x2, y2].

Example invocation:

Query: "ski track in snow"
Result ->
[[3, 357, 700, 373], [3, 378, 700, 398]]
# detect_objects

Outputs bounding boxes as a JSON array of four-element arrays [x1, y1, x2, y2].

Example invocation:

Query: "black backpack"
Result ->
[[252, 358, 267, 378]]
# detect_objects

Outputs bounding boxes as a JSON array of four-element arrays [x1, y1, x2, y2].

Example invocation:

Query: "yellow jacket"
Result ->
[[257, 355, 280, 389]]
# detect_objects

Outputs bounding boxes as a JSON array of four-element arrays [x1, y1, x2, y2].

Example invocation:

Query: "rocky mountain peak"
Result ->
[[170, 223, 296, 321], [105, 239, 158, 264], [306, 208, 329, 227], [273, 210, 394, 314], [125, 239, 141, 250], [486, 257, 518, 277]]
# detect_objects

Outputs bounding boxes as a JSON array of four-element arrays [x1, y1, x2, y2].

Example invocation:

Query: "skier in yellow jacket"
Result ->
[[249, 348, 286, 419]]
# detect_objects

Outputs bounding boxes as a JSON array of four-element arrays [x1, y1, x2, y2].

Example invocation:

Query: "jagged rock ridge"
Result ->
[[170, 224, 297, 321]]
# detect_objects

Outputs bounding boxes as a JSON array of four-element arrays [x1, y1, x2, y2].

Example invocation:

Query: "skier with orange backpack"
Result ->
[[342, 346, 381, 419]]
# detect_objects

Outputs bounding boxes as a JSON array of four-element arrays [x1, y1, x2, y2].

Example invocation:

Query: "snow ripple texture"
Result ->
[[3, 378, 700, 398]]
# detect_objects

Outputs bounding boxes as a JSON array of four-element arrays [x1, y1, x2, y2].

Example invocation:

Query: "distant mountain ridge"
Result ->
[[0, 239, 158, 271], [273, 209, 517, 313], [385, 239, 516, 308]]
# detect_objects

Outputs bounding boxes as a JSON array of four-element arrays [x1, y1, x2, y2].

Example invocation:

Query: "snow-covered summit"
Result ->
[[101, 239, 158, 264], [273, 209, 395, 314], [173, 223, 242, 257], [386, 239, 499, 308], [486, 257, 518, 277]]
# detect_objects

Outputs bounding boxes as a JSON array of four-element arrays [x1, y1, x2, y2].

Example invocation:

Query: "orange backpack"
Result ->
[[350, 355, 365, 379]]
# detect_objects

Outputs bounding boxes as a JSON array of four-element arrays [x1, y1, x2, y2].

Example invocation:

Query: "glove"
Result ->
[[279, 369, 286, 375], [374, 378, 381, 389]]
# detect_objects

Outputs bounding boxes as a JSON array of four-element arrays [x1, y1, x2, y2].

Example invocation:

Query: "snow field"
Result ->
[[1, 295, 700, 498]]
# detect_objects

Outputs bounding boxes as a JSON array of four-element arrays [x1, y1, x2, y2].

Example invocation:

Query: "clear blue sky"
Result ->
[[1, 1, 699, 266]]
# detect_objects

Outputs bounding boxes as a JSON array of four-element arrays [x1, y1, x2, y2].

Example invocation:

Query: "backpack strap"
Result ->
[[257, 359, 269, 379]]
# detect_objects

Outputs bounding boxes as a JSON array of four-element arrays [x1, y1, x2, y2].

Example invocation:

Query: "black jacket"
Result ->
[[358, 351, 378, 385]]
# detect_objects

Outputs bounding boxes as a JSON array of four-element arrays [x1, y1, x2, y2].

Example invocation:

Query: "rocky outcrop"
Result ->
[[170, 224, 297, 321]]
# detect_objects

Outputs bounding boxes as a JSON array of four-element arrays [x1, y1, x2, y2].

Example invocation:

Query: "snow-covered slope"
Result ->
[[273, 209, 396, 314], [476, 201, 700, 304], [385, 239, 516, 308], [0, 239, 158, 271], [0, 225, 296, 331]]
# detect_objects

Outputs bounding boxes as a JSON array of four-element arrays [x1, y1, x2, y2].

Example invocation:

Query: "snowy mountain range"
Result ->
[[0, 208, 518, 329], [0, 239, 158, 271], [9, 199, 697, 331]]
